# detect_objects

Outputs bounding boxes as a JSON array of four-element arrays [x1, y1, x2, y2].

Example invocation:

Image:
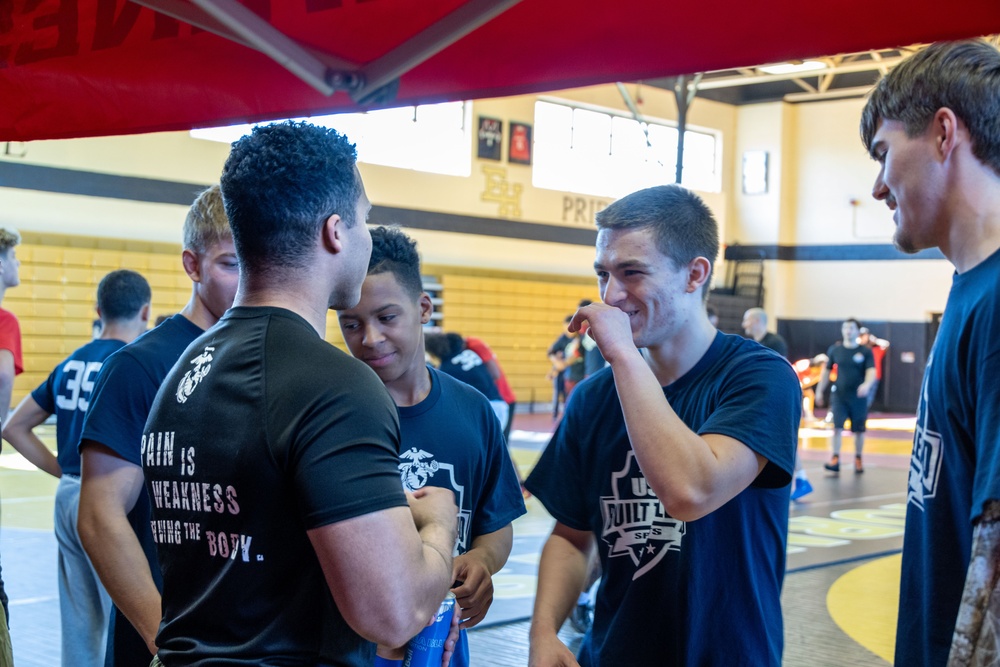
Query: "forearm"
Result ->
[[949, 500, 1000, 664], [465, 525, 513, 576], [78, 445, 160, 652], [311, 504, 456, 648], [78, 504, 161, 648], [3, 430, 60, 477], [530, 527, 591, 640], [860, 368, 877, 393], [609, 349, 745, 520], [3, 397, 60, 477], [0, 372, 13, 428]]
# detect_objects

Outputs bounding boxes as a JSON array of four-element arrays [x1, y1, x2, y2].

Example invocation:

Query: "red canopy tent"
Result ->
[[2, 0, 1000, 141]]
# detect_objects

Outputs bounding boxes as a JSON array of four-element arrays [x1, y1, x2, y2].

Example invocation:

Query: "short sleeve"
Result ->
[[470, 403, 526, 538], [280, 365, 407, 530], [699, 353, 801, 488], [525, 392, 591, 531], [30, 370, 57, 414], [0, 310, 23, 374], [80, 351, 157, 463]]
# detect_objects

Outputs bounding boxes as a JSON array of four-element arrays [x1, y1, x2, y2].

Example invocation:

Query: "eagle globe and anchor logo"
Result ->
[[399, 447, 470, 554], [601, 450, 686, 580], [176, 346, 215, 403]]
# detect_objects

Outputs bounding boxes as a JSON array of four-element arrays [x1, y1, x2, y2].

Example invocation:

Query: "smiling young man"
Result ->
[[338, 226, 525, 666], [525, 185, 800, 667], [861, 40, 1000, 666]]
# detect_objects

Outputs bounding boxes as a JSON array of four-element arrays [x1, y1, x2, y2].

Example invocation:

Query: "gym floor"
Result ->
[[0, 410, 912, 666]]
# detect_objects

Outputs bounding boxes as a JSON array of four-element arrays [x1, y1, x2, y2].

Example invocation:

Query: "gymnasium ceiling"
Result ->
[[2, 0, 1000, 140]]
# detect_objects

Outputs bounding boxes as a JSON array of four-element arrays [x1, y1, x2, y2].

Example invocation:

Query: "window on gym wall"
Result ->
[[532, 99, 721, 197], [190, 101, 472, 177]]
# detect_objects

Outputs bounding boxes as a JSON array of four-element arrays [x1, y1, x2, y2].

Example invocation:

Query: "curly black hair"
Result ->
[[97, 270, 151, 322], [368, 226, 423, 299], [220, 121, 361, 274]]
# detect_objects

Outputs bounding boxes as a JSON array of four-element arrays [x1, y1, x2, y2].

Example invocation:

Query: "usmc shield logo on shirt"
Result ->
[[601, 450, 685, 580]]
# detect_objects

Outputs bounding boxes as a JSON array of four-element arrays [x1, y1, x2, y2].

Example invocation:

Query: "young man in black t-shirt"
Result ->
[[816, 318, 875, 474], [142, 122, 458, 667]]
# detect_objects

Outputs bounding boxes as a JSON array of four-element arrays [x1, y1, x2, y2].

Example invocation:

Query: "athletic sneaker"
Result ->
[[791, 477, 814, 501], [823, 454, 840, 473], [855, 456, 864, 474]]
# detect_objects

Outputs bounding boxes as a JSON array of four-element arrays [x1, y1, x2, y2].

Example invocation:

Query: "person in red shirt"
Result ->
[[0, 226, 23, 667], [858, 327, 890, 410], [465, 337, 517, 442]]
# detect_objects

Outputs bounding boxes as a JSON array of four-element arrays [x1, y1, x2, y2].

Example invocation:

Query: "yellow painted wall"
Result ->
[[0, 81, 963, 407]]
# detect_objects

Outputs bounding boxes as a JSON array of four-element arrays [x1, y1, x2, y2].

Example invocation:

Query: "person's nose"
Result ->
[[362, 322, 385, 347], [872, 165, 889, 201], [602, 275, 626, 306]]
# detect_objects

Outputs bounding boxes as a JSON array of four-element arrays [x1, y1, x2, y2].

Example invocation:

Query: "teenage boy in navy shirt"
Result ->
[[338, 226, 525, 666], [77, 185, 238, 666]]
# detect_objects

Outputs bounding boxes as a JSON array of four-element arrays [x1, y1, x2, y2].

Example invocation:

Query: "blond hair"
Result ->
[[183, 185, 231, 254], [0, 228, 21, 255]]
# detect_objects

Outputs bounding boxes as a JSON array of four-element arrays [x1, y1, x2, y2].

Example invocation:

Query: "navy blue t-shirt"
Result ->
[[31, 338, 125, 475], [397, 367, 526, 662], [896, 247, 1000, 667], [526, 332, 800, 667], [398, 367, 525, 554], [438, 349, 502, 402], [79, 314, 204, 667]]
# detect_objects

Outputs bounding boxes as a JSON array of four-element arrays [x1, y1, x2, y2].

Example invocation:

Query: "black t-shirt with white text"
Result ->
[[143, 307, 406, 666]]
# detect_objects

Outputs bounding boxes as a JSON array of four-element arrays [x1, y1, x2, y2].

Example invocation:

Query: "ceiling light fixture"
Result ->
[[757, 60, 826, 75]]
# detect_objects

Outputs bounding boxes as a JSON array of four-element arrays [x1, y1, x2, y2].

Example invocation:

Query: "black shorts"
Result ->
[[831, 393, 868, 432]]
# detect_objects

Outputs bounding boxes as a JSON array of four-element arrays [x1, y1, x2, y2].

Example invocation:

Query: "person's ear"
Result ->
[[182, 248, 201, 282], [686, 257, 711, 293], [419, 292, 433, 324], [933, 107, 961, 161], [322, 214, 344, 255]]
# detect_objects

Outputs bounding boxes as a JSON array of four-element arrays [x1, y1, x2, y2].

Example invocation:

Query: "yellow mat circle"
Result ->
[[826, 553, 901, 663]]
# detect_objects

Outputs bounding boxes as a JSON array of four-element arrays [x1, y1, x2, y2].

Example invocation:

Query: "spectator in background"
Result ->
[[425, 332, 508, 429], [858, 327, 890, 410], [546, 317, 572, 419], [742, 307, 788, 358], [816, 318, 875, 475], [465, 336, 517, 443], [0, 227, 22, 667], [3, 270, 151, 667]]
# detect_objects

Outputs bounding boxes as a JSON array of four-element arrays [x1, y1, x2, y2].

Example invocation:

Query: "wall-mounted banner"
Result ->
[[509, 122, 532, 165], [478, 116, 503, 161]]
